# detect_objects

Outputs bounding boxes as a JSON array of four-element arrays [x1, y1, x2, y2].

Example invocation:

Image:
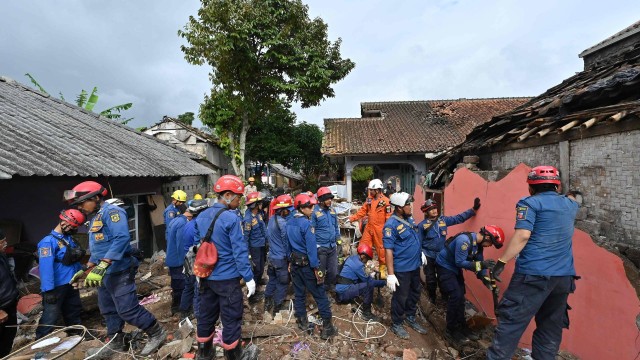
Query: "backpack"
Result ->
[[193, 208, 225, 278]]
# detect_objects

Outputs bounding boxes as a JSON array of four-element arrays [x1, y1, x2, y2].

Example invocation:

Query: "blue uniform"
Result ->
[[287, 213, 332, 321], [488, 192, 579, 360], [180, 219, 199, 317], [166, 214, 189, 312], [335, 255, 385, 305], [164, 203, 180, 227], [311, 204, 340, 291], [36, 231, 82, 338], [196, 202, 252, 350], [264, 214, 290, 307], [88, 202, 156, 337], [182, 219, 198, 253], [244, 209, 267, 284], [383, 215, 422, 325]]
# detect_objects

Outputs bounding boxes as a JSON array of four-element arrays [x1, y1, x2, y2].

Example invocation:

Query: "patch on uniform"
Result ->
[[330, 210, 335, 215], [377, 200, 386, 208], [396, 224, 404, 230], [386, 206, 391, 213], [438, 220, 446, 226], [310, 227, 315, 234], [461, 243, 469, 251], [251, 219, 258, 226], [245, 223, 252, 231], [57, 241, 64, 249], [516, 206, 528, 220], [423, 222, 432, 230], [315, 211, 323, 217], [94, 233, 105, 241], [366, 198, 372, 204], [39, 247, 52, 257], [110, 212, 121, 223], [168, 212, 176, 219], [385, 228, 392, 237], [90, 220, 103, 232]]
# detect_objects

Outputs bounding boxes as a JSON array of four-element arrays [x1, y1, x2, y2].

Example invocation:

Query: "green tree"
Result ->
[[246, 106, 298, 166], [24, 73, 134, 124], [177, 111, 195, 126], [352, 166, 373, 182], [179, 0, 355, 177]]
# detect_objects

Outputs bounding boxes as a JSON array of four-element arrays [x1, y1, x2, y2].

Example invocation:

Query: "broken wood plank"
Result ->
[[517, 127, 538, 142], [580, 117, 599, 129], [526, 117, 548, 128], [558, 120, 580, 133], [536, 128, 553, 138], [241, 324, 294, 338], [608, 110, 628, 122]]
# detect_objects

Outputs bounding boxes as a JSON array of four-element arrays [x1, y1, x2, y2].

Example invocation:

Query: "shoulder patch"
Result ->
[[396, 224, 404, 230], [39, 247, 52, 257], [461, 243, 469, 251], [315, 211, 323, 217], [244, 222, 252, 231], [168, 211, 176, 219], [386, 205, 391, 213], [385, 228, 392, 237], [516, 206, 528, 220], [110, 212, 121, 223], [310, 227, 315, 234]]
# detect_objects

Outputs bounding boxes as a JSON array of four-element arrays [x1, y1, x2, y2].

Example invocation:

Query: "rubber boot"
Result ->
[[391, 323, 410, 339], [460, 324, 479, 341], [320, 318, 337, 340], [405, 315, 428, 334], [271, 302, 283, 317], [379, 264, 388, 280], [140, 322, 167, 356], [196, 341, 214, 360], [264, 297, 274, 313], [86, 332, 126, 359], [446, 326, 470, 344], [296, 316, 309, 332], [360, 304, 381, 322]]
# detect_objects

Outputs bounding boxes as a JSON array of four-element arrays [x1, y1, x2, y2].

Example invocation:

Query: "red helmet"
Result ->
[[246, 192, 262, 207], [273, 194, 293, 209], [527, 166, 560, 185], [420, 199, 438, 213], [305, 191, 318, 205], [357, 243, 373, 259], [294, 194, 312, 209], [59, 209, 86, 227], [64, 181, 108, 205], [481, 225, 505, 249], [317, 187, 334, 202], [214, 175, 245, 195]]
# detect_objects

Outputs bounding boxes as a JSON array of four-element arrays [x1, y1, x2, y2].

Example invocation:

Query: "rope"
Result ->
[[2, 324, 87, 360]]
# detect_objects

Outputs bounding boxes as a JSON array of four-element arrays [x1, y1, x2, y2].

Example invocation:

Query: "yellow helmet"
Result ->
[[193, 193, 203, 200], [171, 190, 187, 202], [248, 177, 255, 182]]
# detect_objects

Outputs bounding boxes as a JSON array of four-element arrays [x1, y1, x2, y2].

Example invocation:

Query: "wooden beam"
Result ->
[[558, 120, 580, 133]]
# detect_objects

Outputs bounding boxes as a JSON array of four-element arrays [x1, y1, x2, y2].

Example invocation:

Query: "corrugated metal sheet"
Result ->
[[0, 77, 214, 178]]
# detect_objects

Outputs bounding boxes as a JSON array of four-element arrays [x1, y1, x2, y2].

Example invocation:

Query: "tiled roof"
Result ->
[[0, 76, 214, 179], [322, 98, 530, 155], [580, 20, 640, 58], [147, 116, 221, 144]]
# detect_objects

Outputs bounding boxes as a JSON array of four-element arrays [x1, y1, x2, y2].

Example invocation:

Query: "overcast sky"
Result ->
[[1, 1, 638, 129]]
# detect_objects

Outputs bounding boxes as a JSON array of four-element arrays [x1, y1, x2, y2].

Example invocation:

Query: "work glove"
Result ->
[[474, 259, 496, 272], [492, 259, 507, 282], [69, 269, 86, 285], [421, 252, 428, 266], [481, 276, 497, 291], [246, 279, 256, 298], [386, 274, 400, 292], [314, 269, 325, 285], [473, 197, 481, 211], [84, 260, 110, 287], [43, 291, 58, 305]]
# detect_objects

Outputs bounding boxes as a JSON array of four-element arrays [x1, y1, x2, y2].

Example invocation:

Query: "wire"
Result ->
[[2, 325, 87, 360], [331, 302, 388, 341]]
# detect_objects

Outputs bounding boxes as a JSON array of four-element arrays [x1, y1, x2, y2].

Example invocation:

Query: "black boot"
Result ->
[[320, 318, 336, 340], [224, 345, 243, 360], [264, 297, 274, 313], [271, 302, 283, 317], [86, 332, 127, 359], [360, 304, 381, 322], [460, 324, 479, 341], [446, 326, 470, 344], [196, 341, 214, 360], [140, 322, 167, 356], [296, 316, 311, 332]]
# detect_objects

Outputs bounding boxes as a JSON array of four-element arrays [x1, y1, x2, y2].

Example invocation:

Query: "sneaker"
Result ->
[[391, 323, 410, 339], [405, 316, 427, 334]]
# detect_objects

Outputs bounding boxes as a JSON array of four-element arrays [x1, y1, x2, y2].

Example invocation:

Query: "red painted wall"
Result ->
[[443, 164, 640, 360]]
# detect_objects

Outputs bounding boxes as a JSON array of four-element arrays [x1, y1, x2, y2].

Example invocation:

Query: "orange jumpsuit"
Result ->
[[349, 194, 392, 265]]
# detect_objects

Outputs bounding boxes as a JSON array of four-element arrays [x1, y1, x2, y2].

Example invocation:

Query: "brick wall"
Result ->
[[489, 130, 640, 247]]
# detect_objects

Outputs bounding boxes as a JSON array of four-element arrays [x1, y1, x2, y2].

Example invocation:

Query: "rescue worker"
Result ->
[[268, 187, 286, 217], [288, 194, 337, 340], [65, 181, 166, 357], [383, 192, 429, 339], [0, 228, 19, 358], [180, 199, 209, 319], [166, 205, 194, 315], [263, 194, 293, 315], [35, 209, 86, 339], [487, 166, 580, 360], [311, 187, 340, 296], [348, 179, 392, 279], [194, 175, 257, 360], [244, 177, 258, 196], [244, 192, 267, 288], [165, 189, 187, 227], [419, 197, 481, 303], [435, 225, 504, 343], [383, 180, 395, 197], [335, 243, 386, 321]]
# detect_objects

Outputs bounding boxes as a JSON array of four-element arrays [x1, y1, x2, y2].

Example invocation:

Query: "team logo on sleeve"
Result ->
[[39, 247, 52, 257], [110, 212, 121, 223], [461, 243, 469, 251], [516, 206, 528, 220], [245, 222, 252, 231], [385, 228, 392, 237]]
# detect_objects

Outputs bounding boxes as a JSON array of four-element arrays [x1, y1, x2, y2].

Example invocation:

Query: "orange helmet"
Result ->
[[294, 194, 312, 209], [273, 194, 293, 209], [305, 191, 318, 205], [214, 175, 245, 195], [357, 243, 373, 259], [246, 192, 262, 207], [527, 166, 560, 185], [64, 181, 108, 205], [59, 209, 86, 227], [316, 187, 334, 202], [481, 225, 506, 249]]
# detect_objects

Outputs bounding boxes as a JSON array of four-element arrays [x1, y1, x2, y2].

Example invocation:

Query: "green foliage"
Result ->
[[177, 111, 195, 126], [352, 166, 374, 182], [246, 106, 298, 165], [25, 73, 48, 94], [181, 0, 355, 176]]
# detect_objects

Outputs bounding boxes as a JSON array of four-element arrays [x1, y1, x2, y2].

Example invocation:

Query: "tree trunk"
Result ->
[[238, 111, 249, 178]]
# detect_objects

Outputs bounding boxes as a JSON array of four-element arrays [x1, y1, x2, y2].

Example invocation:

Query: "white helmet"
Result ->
[[390, 192, 413, 207], [105, 198, 125, 207], [368, 179, 384, 190]]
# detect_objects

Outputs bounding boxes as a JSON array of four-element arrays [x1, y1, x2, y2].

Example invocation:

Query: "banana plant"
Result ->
[[25, 73, 134, 124]]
